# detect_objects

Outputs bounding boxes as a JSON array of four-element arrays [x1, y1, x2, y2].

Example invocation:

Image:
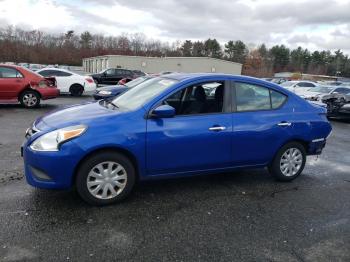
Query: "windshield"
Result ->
[[112, 77, 178, 110], [281, 81, 295, 87], [125, 76, 149, 88], [308, 86, 334, 93]]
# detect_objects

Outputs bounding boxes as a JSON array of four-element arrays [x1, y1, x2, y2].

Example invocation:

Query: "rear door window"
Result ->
[[0, 67, 23, 78], [234, 82, 287, 112]]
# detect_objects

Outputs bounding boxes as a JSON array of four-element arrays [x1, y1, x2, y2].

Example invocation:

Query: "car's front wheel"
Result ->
[[269, 142, 306, 181], [76, 151, 136, 206]]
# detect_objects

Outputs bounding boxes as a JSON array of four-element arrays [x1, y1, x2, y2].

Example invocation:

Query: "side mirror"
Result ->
[[151, 105, 175, 118], [332, 91, 339, 94]]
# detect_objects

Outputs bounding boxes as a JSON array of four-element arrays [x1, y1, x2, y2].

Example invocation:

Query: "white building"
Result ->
[[83, 55, 242, 75]]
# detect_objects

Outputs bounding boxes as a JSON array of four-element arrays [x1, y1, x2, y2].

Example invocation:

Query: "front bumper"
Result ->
[[22, 139, 85, 189]]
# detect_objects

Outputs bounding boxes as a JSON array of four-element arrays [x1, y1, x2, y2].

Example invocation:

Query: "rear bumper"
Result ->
[[308, 139, 327, 155], [37, 88, 60, 100], [84, 82, 97, 92]]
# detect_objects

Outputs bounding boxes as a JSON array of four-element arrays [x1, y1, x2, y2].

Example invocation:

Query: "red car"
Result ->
[[117, 78, 133, 85], [0, 64, 59, 108]]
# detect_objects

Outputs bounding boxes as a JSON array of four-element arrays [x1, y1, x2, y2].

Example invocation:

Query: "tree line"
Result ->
[[1, 26, 350, 77]]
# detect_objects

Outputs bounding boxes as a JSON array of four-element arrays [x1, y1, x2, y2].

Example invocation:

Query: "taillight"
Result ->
[[38, 80, 48, 88], [86, 78, 94, 83]]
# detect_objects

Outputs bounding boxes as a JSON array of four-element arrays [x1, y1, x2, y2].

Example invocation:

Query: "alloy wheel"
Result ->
[[23, 93, 38, 107]]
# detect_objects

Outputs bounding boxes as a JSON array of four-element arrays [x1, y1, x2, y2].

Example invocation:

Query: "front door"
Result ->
[[146, 79, 233, 176], [0, 66, 24, 99]]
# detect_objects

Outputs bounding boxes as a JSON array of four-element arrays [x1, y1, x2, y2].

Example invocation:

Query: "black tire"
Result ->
[[268, 142, 306, 181], [76, 151, 136, 206], [19, 90, 41, 108], [70, 84, 84, 96]]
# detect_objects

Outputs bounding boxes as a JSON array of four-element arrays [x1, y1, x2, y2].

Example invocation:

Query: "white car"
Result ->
[[280, 81, 318, 95], [298, 86, 350, 101], [36, 68, 96, 96]]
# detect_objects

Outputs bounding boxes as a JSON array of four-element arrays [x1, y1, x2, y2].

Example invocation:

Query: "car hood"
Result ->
[[97, 85, 127, 92], [34, 102, 120, 131]]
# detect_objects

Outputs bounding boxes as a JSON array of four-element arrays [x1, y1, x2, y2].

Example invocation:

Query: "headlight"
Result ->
[[30, 125, 87, 151], [99, 90, 112, 95]]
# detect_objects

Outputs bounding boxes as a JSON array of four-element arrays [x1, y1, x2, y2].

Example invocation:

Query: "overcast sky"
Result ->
[[1, 0, 350, 53]]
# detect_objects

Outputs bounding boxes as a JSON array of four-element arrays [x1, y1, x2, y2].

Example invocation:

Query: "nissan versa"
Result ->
[[22, 74, 332, 205]]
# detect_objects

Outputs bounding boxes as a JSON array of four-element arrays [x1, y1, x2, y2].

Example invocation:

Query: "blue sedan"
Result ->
[[22, 73, 332, 205], [93, 76, 153, 100]]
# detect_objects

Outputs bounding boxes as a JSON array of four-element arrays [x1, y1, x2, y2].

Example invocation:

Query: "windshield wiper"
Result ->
[[110, 101, 119, 108]]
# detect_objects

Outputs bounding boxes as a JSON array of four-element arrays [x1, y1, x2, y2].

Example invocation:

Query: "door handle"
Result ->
[[277, 122, 292, 127], [209, 126, 226, 131]]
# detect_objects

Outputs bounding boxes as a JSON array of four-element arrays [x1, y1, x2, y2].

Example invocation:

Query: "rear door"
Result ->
[[231, 81, 293, 166], [146, 79, 233, 176], [0, 66, 25, 99]]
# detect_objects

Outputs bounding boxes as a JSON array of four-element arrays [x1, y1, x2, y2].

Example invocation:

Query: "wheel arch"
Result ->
[[72, 146, 140, 185], [270, 138, 310, 166], [69, 83, 84, 92], [18, 85, 42, 101]]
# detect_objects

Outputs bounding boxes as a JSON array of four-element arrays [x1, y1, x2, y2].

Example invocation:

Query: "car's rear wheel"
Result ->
[[19, 90, 40, 108], [76, 151, 136, 206], [70, 84, 84, 96], [269, 142, 306, 181]]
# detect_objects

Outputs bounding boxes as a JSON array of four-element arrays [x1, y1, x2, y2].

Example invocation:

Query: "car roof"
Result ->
[[162, 73, 263, 82], [38, 67, 77, 74], [0, 64, 22, 69]]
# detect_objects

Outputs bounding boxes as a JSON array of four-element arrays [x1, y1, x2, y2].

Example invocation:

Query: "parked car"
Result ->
[[91, 68, 136, 85], [93, 76, 153, 100], [36, 68, 96, 96], [280, 80, 318, 95], [28, 64, 44, 71], [298, 86, 350, 101], [322, 92, 350, 120], [22, 73, 332, 205], [132, 70, 146, 77], [0, 64, 59, 108], [271, 78, 287, 85]]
